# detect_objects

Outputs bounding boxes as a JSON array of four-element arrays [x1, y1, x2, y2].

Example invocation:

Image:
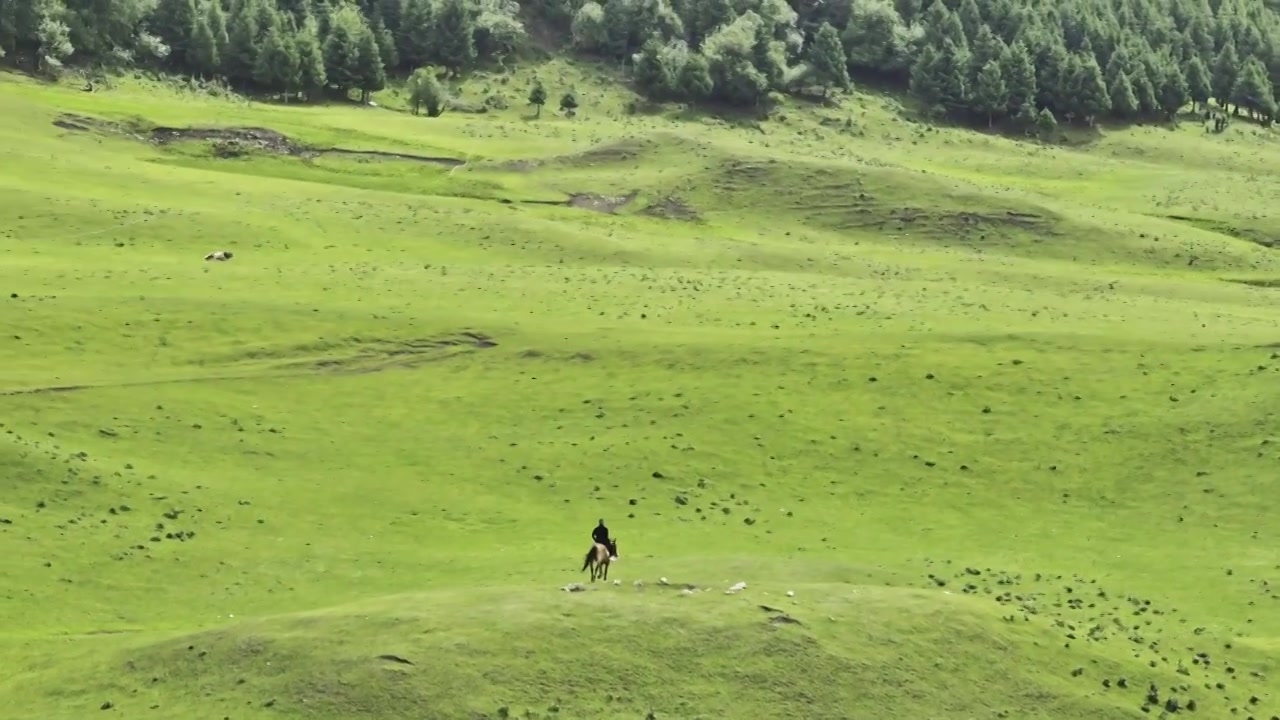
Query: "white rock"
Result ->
[[786, 591, 795, 598], [659, 577, 669, 585]]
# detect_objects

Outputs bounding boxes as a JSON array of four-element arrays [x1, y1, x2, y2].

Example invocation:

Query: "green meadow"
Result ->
[[2, 63, 1279, 719]]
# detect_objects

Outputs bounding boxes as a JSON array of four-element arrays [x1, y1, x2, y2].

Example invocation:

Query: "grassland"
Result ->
[[2, 60, 1279, 719]]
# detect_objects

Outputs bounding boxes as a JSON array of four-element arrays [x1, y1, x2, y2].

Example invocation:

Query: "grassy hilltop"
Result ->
[[2, 59, 1280, 720]]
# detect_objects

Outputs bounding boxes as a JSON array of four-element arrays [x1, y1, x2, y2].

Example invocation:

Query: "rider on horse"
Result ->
[[592, 518, 617, 560]]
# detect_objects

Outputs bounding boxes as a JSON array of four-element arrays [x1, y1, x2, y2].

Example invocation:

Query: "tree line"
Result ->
[[2, 0, 1278, 127]]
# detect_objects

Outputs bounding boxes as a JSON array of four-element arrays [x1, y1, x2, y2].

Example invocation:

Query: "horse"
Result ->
[[581, 538, 618, 582]]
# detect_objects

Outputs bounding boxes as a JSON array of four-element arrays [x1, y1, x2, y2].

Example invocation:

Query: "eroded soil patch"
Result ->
[[51, 114, 464, 166], [518, 191, 638, 214], [1226, 278, 1280, 288], [568, 191, 638, 214], [641, 196, 700, 221], [297, 331, 497, 374], [1165, 214, 1277, 248]]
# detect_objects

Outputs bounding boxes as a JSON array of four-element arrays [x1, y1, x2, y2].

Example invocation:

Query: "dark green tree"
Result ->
[[807, 21, 849, 96], [354, 22, 385, 102], [677, 51, 714, 99], [528, 77, 546, 116], [559, 89, 578, 116], [294, 15, 325, 100], [224, 0, 261, 84], [1231, 55, 1277, 118], [1108, 70, 1139, 117], [1069, 50, 1110, 124], [1130, 65, 1159, 117], [1211, 40, 1238, 109], [151, 0, 198, 66], [322, 4, 362, 96], [431, 0, 477, 73], [1156, 60, 1189, 119], [973, 58, 1007, 126], [634, 36, 675, 97], [188, 10, 220, 77], [1000, 40, 1037, 116], [371, 15, 396, 69], [253, 22, 299, 96], [1185, 53, 1211, 111], [1035, 106, 1057, 135], [398, 0, 433, 67]]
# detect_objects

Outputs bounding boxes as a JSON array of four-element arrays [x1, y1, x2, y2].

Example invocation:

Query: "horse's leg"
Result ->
[[603, 561, 609, 581]]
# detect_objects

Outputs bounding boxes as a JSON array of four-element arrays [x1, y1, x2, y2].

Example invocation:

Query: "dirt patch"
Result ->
[[1164, 214, 1277, 248], [52, 116, 92, 132], [641, 196, 700, 221], [0, 384, 87, 397], [150, 126, 465, 166], [299, 331, 497, 374], [517, 191, 638, 214], [567, 191, 638, 214], [831, 205, 1057, 239], [50, 115, 465, 166], [1226, 278, 1280, 288]]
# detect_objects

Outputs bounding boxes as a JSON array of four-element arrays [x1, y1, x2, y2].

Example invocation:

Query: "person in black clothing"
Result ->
[[592, 519, 617, 560]]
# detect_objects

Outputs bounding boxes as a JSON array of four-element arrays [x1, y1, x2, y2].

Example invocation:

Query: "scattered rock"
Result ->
[[562, 583, 585, 593], [725, 581, 747, 595]]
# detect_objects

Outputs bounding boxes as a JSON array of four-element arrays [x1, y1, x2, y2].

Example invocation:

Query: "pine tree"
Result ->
[[1000, 39, 1037, 115], [1185, 54, 1211, 111], [224, 0, 261, 84], [1108, 71, 1139, 117], [322, 5, 362, 96], [1157, 60, 1189, 119], [253, 22, 299, 97], [1211, 41, 1238, 110], [974, 59, 1007, 126], [354, 22, 386, 102], [1070, 50, 1110, 125], [188, 9, 219, 77], [371, 15, 396, 70], [1231, 55, 1277, 119], [432, 0, 477, 73], [807, 21, 849, 97], [206, 0, 229, 64], [969, 24, 1007, 84], [398, 0, 432, 67], [151, 0, 199, 66], [1035, 38, 1070, 115], [1130, 66, 1158, 117], [528, 77, 547, 117], [294, 15, 325, 100], [559, 90, 579, 117]]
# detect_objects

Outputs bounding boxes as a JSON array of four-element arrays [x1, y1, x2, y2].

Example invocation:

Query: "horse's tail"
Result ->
[[582, 548, 594, 572]]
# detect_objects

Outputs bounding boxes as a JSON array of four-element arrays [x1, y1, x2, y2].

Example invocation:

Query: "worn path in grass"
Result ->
[[2, 68, 1279, 719]]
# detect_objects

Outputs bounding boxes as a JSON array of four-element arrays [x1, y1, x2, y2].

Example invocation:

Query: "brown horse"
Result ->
[[581, 538, 618, 582]]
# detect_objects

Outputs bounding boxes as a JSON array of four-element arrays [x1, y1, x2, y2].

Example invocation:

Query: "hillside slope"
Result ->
[[2, 68, 1280, 719]]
